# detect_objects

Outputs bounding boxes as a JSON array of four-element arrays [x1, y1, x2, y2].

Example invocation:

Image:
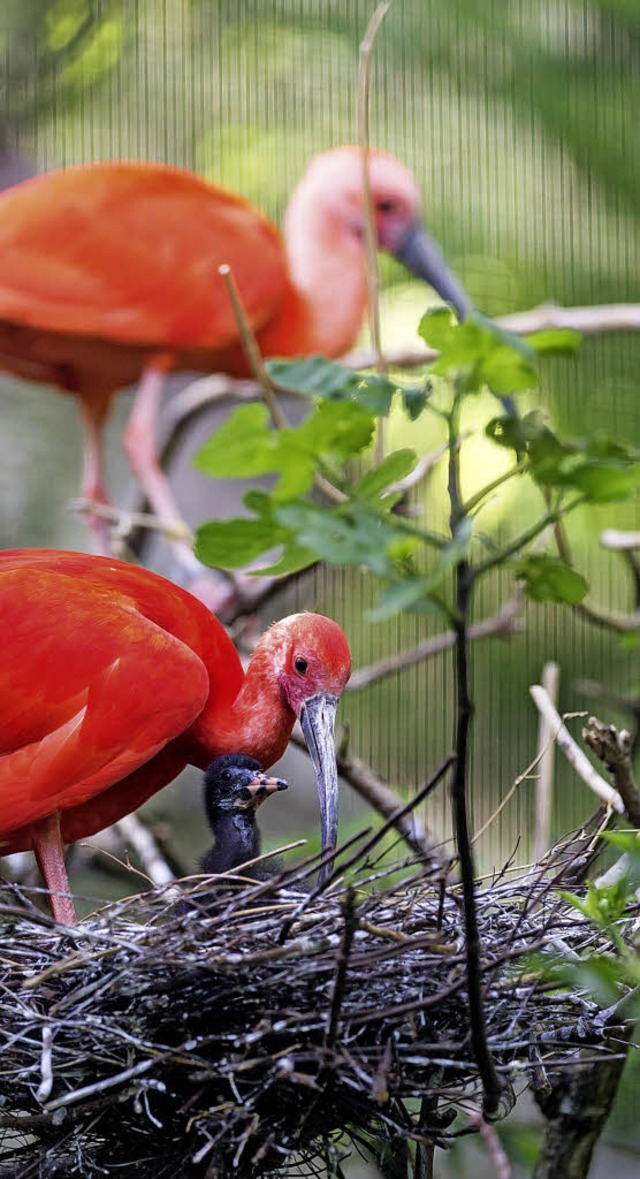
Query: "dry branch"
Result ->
[[347, 590, 524, 691], [529, 688, 625, 814], [582, 717, 640, 828], [533, 663, 560, 864], [347, 302, 640, 370]]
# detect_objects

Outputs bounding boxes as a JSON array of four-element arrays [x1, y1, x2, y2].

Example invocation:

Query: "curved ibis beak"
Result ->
[[393, 221, 473, 322], [299, 692, 339, 885], [237, 774, 289, 810]]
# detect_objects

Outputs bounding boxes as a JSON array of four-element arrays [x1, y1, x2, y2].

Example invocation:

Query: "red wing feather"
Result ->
[[0, 565, 210, 839], [0, 162, 289, 350]]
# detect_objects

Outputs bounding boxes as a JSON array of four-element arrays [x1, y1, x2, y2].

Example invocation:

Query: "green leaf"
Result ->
[[556, 956, 622, 1007], [560, 879, 631, 928], [194, 399, 375, 501], [266, 355, 398, 415], [365, 520, 471, 622], [297, 398, 375, 463], [253, 539, 318, 577], [603, 831, 640, 889], [401, 383, 430, 421], [528, 426, 640, 503], [525, 328, 582, 355], [428, 317, 493, 370], [567, 463, 640, 502], [481, 345, 538, 394], [367, 578, 450, 622], [274, 499, 418, 577], [355, 450, 417, 499], [417, 306, 458, 350], [486, 409, 546, 452], [469, 310, 537, 362], [195, 515, 286, 569], [193, 402, 274, 477], [193, 401, 315, 499], [515, 555, 588, 604], [421, 309, 539, 395], [587, 432, 639, 461]]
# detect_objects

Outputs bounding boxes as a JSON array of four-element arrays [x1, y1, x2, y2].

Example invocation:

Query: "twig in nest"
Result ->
[[36, 1025, 54, 1103]]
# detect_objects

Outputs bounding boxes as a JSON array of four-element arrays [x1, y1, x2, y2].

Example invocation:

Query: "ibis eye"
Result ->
[[376, 198, 397, 214], [294, 657, 308, 676]]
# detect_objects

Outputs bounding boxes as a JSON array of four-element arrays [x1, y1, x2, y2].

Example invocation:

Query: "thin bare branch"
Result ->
[[336, 748, 454, 871], [533, 663, 560, 864], [358, 2, 390, 377], [466, 1107, 513, 1179], [347, 589, 524, 691], [218, 264, 288, 429], [600, 529, 640, 552], [529, 688, 624, 814], [115, 813, 175, 887], [346, 301, 640, 370]]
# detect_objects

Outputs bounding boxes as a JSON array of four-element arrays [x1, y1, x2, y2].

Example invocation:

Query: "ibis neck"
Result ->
[[270, 184, 368, 358], [201, 811, 260, 875], [191, 647, 295, 770]]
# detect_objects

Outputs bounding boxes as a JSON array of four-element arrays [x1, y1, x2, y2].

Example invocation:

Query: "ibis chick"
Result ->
[[200, 754, 288, 880]]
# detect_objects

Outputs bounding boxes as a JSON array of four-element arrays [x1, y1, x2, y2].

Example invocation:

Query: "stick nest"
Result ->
[[0, 823, 635, 1178]]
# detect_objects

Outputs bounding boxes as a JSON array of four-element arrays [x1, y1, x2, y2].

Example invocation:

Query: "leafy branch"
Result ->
[[193, 297, 639, 1122]]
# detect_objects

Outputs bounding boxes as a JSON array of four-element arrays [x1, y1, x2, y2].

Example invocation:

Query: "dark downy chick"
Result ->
[[177, 754, 289, 915]]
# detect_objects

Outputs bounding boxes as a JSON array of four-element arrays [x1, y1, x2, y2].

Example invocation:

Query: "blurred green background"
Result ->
[[0, 1, 638, 1171]]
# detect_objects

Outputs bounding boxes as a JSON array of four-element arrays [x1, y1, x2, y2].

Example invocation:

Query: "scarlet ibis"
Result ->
[[0, 148, 471, 560], [0, 549, 350, 924], [200, 754, 288, 878]]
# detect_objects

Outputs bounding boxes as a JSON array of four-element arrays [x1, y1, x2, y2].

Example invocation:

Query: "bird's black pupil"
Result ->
[[377, 199, 396, 213], [295, 657, 308, 675]]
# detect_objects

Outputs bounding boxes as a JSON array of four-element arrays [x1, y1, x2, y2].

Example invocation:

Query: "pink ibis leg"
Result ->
[[78, 397, 113, 557], [32, 813, 77, 926], [124, 357, 235, 613]]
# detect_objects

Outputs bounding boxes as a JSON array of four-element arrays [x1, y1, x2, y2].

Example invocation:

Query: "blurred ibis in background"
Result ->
[[0, 148, 471, 565], [0, 549, 350, 924]]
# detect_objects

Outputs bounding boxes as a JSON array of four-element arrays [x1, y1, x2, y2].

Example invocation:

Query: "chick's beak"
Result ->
[[393, 221, 473, 322], [237, 774, 289, 810], [299, 692, 339, 886]]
